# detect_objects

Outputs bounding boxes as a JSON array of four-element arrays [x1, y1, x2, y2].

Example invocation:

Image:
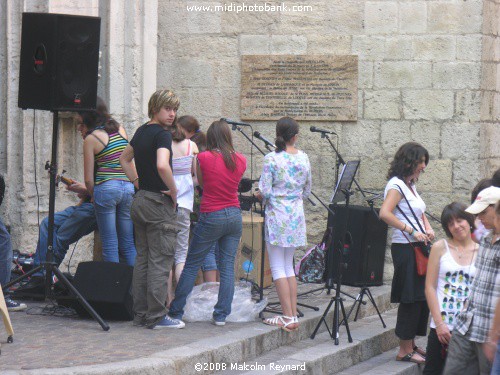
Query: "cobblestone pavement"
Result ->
[[0, 283, 388, 372]]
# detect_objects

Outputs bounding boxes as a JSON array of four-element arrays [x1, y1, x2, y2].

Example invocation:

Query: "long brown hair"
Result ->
[[78, 96, 119, 135], [206, 120, 236, 170]]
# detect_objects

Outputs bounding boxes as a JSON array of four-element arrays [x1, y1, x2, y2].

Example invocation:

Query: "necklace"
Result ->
[[451, 242, 476, 259]]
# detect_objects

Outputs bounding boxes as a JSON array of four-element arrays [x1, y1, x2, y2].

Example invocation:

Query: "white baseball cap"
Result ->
[[466, 186, 500, 214]]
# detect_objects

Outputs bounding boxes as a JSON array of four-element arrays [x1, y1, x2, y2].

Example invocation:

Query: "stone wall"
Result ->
[[157, 0, 498, 281], [0, 0, 498, 282]]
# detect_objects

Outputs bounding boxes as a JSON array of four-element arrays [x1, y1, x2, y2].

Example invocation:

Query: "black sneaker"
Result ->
[[5, 297, 27, 312], [13, 276, 45, 299]]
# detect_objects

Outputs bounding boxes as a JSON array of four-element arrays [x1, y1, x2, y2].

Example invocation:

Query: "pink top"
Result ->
[[197, 151, 247, 213]]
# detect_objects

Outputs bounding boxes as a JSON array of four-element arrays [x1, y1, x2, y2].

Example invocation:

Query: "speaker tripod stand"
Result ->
[[3, 111, 109, 331], [342, 286, 386, 328], [310, 161, 360, 344]]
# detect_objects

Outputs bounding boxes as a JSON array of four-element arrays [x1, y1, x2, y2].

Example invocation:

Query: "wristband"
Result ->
[[132, 177, 139, 183], [402, 223, 407, 232]]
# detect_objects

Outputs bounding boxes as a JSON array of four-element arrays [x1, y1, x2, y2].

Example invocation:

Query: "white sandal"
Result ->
[[263, 315, 297, 332]]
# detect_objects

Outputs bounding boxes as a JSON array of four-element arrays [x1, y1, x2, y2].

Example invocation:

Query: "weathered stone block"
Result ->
[[428, 1, 482, 34], [277, 1, 333, 34], [160, 34, 238, 59], [365, 2, 398, 34], [418, 159, 453, 193], [433, 62, 481, 89], [453, 158, 482, 192], [399, 2, 427, 34], [385, 36, 413, 60], [374, 61, 432, 89], [358, 61, 373, 89], [325, 0, 365, 34], [364, 90, 401, 119], [455, 90, 482, 122], [457, 35, 482, 61], [269, 35, 308, 54], [351, 36, 386, 60], [306, 35, 352, 55], [341, 120, 384, 159], [480, 122, 500, 158], [239, 35, 270, 55], [221, 6, 281, 34], [380, 120, 411, 156], [403, 90, 454, 120], [358, 157, 391, 190], [481, 91, 496, 121], [410, 121, 441, 159], [441, 123, 481, 160], [412, 36, 456, 61], [157, 59, 214, 88]]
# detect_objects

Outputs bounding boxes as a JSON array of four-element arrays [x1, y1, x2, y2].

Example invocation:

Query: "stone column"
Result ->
[[99, 0, 158, 134]]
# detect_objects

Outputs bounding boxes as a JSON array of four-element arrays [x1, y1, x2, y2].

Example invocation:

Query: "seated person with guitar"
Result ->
[[16, 112, 101, 295]]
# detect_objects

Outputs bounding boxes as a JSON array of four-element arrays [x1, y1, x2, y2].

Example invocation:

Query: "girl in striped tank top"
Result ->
[[81, 107, 136, 266]]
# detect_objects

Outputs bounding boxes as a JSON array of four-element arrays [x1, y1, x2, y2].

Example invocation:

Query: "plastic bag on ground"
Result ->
[[182, 281, 267, 322]]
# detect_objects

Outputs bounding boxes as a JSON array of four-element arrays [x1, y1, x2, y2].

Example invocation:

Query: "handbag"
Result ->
[[395, 185, 431, 276]]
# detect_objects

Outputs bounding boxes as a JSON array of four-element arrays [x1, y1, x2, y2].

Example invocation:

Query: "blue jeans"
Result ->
[[34, 202, 97, 274], [492, 340, 500, 375], [0, 218, 12, 287], [201, 243, 219, 272], [169, 207, 242, 322], [94, 180, 136, 266]]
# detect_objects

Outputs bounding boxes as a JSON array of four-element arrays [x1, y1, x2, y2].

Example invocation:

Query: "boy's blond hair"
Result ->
[[147, 89, 180, 119]]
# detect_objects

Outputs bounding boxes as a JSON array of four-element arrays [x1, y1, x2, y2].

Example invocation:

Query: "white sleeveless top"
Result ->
[[172, 140, 195, 211], [430, 240, 477, 330]]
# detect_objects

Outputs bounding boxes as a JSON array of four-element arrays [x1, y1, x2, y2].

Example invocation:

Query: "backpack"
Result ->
[[295, 227, 333, 283]]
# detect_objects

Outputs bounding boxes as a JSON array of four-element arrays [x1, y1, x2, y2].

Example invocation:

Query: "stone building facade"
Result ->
[[1, 0, 499, 280]]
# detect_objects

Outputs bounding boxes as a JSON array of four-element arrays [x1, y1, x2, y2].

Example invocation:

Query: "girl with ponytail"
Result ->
[[258, 116, 312, 331]]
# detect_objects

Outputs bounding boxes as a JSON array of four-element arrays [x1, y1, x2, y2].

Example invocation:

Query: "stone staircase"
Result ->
[[157, 285, 425, 375]]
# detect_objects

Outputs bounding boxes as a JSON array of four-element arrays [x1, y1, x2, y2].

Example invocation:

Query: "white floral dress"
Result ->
[[258, 150, 312, 247]]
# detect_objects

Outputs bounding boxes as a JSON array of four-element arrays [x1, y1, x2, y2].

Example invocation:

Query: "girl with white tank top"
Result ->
[[424, 202, 478, 375]]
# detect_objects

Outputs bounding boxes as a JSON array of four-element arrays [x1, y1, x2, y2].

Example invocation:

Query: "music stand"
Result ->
[[311, 160, 359, 344]]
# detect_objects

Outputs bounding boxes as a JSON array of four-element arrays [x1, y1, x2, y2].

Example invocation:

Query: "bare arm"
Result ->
[[425, 240, 451, 344], [379, 189, 429, 244], [157, 148, 177, 207], [83, 137, 96, 197], [423, 212, 435, 241], [119, 144, 139, 190]]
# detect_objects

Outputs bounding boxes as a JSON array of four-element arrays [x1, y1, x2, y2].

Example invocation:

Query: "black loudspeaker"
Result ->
[[62, 261, 134, 321], [18, 13, 101, 111], [328, 205, 388, 286]]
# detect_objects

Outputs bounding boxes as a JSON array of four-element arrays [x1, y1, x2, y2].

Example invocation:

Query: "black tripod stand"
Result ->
[[311, 161, 360, 344], [3, 111, 109, 331]]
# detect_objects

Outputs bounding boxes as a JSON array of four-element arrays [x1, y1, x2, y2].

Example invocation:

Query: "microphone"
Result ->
[[221, 118, 252, 127], [310, 126, 337, 135], [253, 131, 275, 149]]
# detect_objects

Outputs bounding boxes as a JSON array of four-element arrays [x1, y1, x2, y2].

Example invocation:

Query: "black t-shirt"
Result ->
[[130, 123, 173, 193]]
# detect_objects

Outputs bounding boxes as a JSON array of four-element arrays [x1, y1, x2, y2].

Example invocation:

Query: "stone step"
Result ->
[[336, 336, 426, 375], [217, 309, 399, 375]]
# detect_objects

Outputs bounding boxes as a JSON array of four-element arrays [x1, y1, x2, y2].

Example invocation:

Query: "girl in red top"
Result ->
[[168, 120, 247, 326]]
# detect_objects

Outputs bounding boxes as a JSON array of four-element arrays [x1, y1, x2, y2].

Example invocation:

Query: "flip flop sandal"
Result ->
[[263, 316, 296, 332], [396, 351, 425, 364], [413, 346, 426, 357]]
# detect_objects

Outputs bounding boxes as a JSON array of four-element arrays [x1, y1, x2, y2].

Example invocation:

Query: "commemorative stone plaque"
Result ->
[[241, 55, 358, 121]]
